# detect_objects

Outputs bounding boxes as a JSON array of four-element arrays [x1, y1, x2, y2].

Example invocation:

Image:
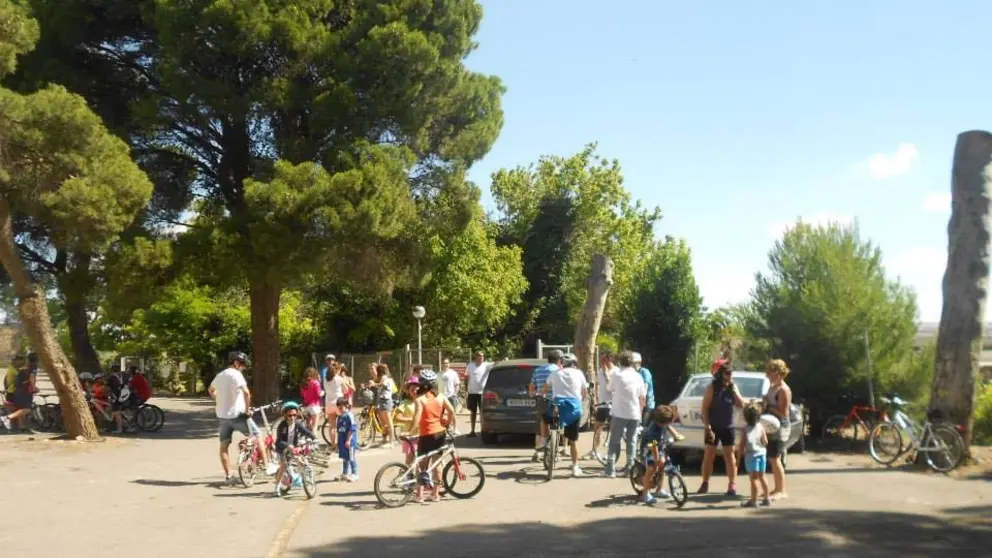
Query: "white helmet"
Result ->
[[562, 353, 579, 366], [78, 372, 94, 381], [631, 352, 643, 364]]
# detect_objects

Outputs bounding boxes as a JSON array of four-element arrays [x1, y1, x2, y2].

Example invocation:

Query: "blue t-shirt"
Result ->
[[336, 411, 358, 457], [530, 364, 555, 393], [638, 367, 655, 409], [320, 366, 329, 384]]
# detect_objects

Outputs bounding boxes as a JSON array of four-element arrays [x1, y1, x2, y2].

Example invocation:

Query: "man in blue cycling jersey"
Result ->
[[529, 350, 562, 462]]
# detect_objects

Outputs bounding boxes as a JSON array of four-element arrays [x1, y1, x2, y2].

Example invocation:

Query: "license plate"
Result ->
[[506, 399, 535, 407]]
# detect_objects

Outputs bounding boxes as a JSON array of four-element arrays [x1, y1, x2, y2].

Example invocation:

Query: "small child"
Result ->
[[335, 397, 359, 482], [394, 377, 421, 466], [274, 402, 316, 493], [738, 402, 771, 507], [300, 367, 323, 432], [638, 405, 678, 504]]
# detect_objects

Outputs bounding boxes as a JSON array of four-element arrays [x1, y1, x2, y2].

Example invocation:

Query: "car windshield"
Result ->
[[486, 366, 537, 388], [681, 375, 765, 398]]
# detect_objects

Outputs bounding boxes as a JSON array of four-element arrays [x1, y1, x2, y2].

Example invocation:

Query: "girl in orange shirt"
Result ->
[[411, 370, 456, 503]]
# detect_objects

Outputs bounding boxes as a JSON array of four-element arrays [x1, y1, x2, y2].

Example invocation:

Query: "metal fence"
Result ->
[[311, 345, 479, 384]]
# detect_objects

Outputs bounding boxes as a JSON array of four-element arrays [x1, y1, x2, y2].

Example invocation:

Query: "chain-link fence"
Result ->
[[312, 346, 479, 384]]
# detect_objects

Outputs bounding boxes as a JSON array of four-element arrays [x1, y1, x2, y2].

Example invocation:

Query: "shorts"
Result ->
[[246, 417, 262, 437], [218, 418, 251, 443], [401, 437, 418, 456], [594, 404, 611, 424], [466, 393, 482, 413], [446, 395, 460, 410], [417, 432, 446, 457], [9, 391, 31, 410], [745, 454, 767, 474], [376, 397, 394, 412], [304, 405, 322, 417], [644, 450, 666, 467], [563, 420, 580, 442], [767, 438, 787, 458], [706, 426, 735, 448], [325, 403, 340, 416]]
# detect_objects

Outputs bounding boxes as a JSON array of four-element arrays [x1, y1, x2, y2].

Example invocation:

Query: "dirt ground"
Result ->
[[1, 397, 990, 558]]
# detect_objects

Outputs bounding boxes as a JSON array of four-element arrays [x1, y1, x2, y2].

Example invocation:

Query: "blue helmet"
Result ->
[[281, 401, 300, 413]]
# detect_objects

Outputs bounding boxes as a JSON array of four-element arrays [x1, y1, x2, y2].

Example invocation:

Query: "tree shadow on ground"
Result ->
[[292, 507, 992, 558]]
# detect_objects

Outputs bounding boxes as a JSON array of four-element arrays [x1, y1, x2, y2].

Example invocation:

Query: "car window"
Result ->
[[734, 377, 765, 398], [486, 366, 537, 388], [682, 377, 710, 398]]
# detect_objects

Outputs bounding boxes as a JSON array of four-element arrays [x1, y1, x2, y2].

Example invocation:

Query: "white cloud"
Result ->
[[765, 211, 855, 239], [920, 191, 951, 214], [866, 143, 920, 180], [886, 246, 946, 322]]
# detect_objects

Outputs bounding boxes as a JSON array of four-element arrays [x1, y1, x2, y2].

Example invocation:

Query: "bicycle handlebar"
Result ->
[[249, 400, 284, 414]]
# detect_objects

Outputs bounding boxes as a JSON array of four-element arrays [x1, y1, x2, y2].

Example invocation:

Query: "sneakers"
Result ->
[[571, 465, 584, 477], [726, 484, 737, 497], [346, 474, 359, 483], [697, 481, 709, 494], [531, 451, 541, 463], [0, 415, 9, 430], [642, 494, 657, 505], [265, 463, 279, 476], [225, 476, 240, 486], [655, 489, 670, 499]]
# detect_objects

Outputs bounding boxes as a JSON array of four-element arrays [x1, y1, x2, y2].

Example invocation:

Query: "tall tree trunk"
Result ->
[[573, 254, 614, 400], [57, 251, 103, 375], [249, 277, 282, 404], [931, 130, 992, 451], [0, 200, 99, 439]]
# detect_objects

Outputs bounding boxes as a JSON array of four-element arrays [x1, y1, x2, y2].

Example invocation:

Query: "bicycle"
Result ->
[[592, 420, 644, 468], [868, 395, 965, 473], [627, 437, 689, 508], [820, 396, 887, 450], [541, 398, 567, 481], [274, 438, 319, 499], [372, 431, 485, 508], [355, 395, 402, 449], [237, 401, 282, 488]]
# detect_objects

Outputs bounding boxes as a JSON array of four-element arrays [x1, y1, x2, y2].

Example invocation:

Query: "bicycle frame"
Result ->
[[394, 435, 465, 487], [891, 410, 945, 452]]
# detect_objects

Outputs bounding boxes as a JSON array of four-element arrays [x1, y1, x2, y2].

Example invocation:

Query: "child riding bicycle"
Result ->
[[273, 402, 317, 493], [411, 370, 456, 503], [639, 405, 681, 504]]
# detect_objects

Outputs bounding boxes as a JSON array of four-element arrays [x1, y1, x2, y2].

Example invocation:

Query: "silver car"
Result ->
[[669, 371, 806, 467]]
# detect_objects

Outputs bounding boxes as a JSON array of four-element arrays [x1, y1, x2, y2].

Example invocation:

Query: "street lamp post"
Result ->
[[412, 306, 426, 365]]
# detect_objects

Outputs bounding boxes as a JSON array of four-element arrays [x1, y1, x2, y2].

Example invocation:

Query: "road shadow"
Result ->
[[292, 508, 992, 557], [131, 478, 224, 489]]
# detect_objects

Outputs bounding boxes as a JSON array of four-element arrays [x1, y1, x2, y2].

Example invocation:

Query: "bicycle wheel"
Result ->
[[924, 425, 965, 473], [302, 465, 317, 499], [320, 418, 334, 446], [238, 448, 258, 488], [274, 470, 291, 497], [668, 472, 689, 508], [374, 462, 416, 508], [442, 456, 486, 499], [135, 405, 158, 432], [147, 405, 166, 432], [868, 422, 904, 466], [820, 415, 851, 444], [357, 413, 377, 449], [628, 460, 646, 495], [544, 430, 559, 480]]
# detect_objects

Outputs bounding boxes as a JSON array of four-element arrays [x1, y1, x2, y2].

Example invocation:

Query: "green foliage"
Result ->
[[744, 222, 918, 406], [491, 144, 661, 344], [621, 238, 703, 401], [0, 0, 38, 79], [974, 382, 992, 445]]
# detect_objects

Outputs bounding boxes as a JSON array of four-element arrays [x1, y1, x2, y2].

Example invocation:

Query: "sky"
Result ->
[[462, 0, 992, 324]]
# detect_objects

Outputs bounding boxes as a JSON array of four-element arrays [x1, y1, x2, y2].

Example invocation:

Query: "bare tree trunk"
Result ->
[[0, 200, 99, 440], [573, 254, 614, 400], [58, 251, 103, 375], [249, 278, 281, 404], [931, 130, 992, 451]]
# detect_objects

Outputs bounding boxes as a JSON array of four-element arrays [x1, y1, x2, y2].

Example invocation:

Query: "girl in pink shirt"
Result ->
[[300, 367, 323, 432]]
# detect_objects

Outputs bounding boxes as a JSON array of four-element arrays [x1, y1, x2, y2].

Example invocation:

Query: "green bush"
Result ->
[[974, 383, 992, 445]]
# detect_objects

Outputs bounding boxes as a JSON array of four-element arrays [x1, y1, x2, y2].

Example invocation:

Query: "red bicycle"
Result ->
[[237, 401, 282, 487], [820, 398, 888, 450]]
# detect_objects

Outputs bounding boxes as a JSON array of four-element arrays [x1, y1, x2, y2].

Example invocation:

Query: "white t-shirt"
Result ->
[[549, 366, 588, 400], [597, 365, 618, 404], [325, 375, 344, 404], [210, 367, 248, 419], [609, 367, 647, 421], [441, 369, 460, 398], [466, 361, 491, 394]]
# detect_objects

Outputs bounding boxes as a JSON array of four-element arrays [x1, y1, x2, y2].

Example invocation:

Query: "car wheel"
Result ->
[[480, 432, 499, 445]]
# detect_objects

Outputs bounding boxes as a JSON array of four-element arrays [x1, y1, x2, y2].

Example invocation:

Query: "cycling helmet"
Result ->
[[281, 401, 300, 413], [419, 369, 438, 383], [562, 353, 579, 366], [229, 351, 250, 365], [324, 353, 336, 361], [78, 372, 94, 381], [631, 352, 643, 364], [406, 375, 420, 385]]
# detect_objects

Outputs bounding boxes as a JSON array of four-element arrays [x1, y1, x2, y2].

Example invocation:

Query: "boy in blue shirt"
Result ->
[[639, 405, 681, 505], [336, 397, 359, 482]]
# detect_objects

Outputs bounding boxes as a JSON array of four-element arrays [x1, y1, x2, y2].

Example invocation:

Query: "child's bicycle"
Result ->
[[274, 438, 319, 499], [627, 437, 689, 508], [236, 401, 282, 488], [372, 431, 485, 508]]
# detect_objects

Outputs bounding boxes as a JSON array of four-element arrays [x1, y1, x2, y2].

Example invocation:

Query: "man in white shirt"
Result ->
[[464, 351, 491, 437], [604, 350, 647, 478], [542, 353, 589, 477], [585, 351, 618, 461], [208, 351, 275, 483], [440, 359, 461, 407]]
